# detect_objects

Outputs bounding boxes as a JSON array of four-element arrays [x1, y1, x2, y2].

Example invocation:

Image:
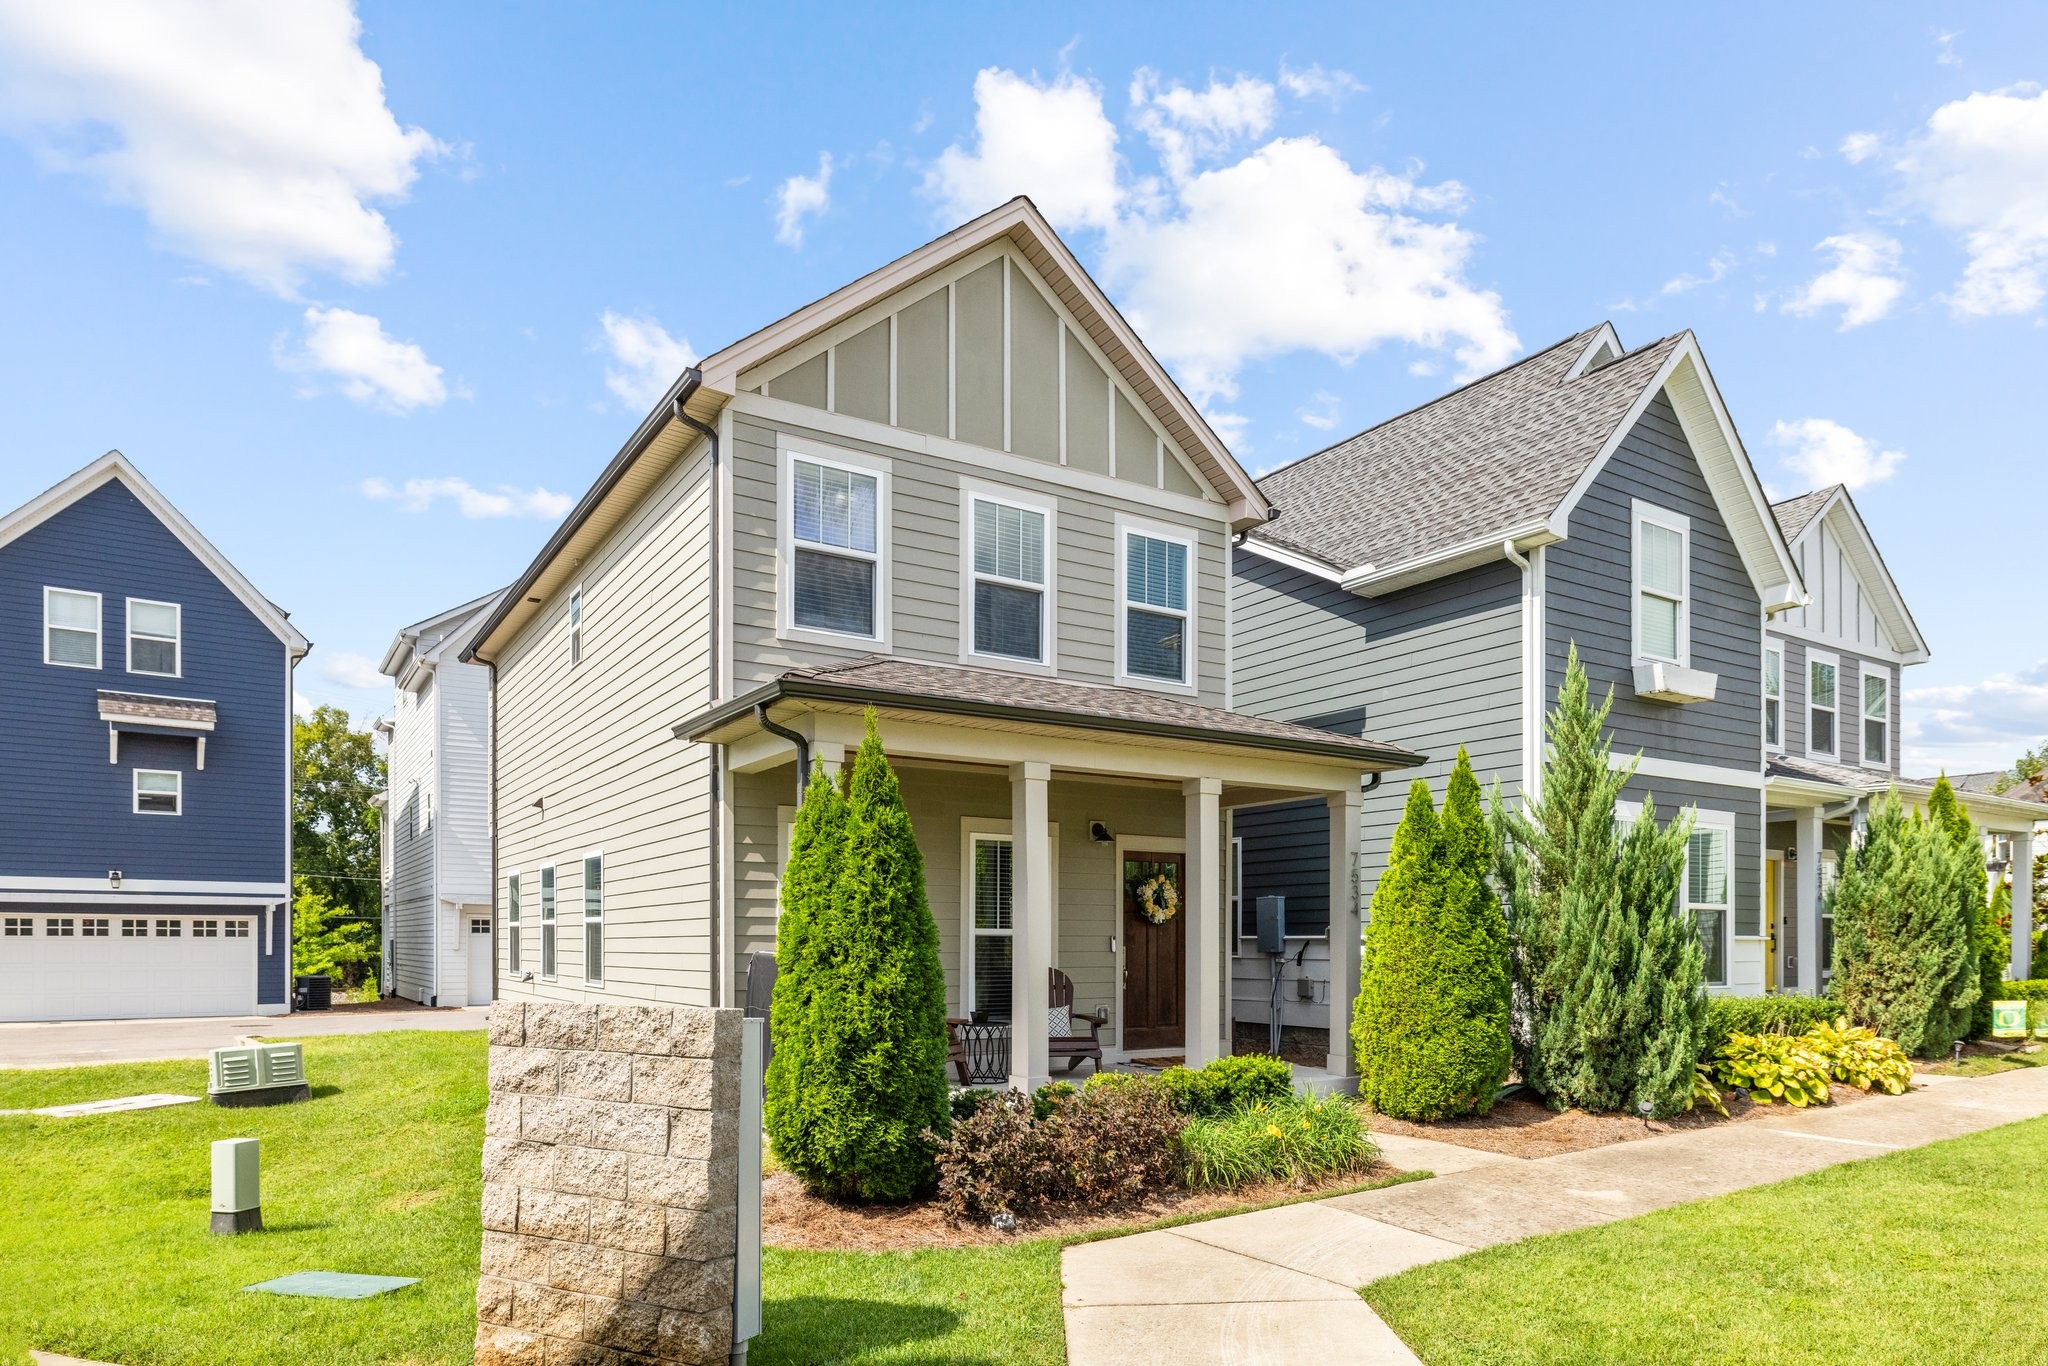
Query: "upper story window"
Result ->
[[134, 768, 181, 816], [1862, 666, 1891, 768], [1808, 651, 1839, 759], [126, 599, 181, 676], [966, 492, 1052, 665], [785, 448, 887, 641], [44, 587, 101, 668], [1763, 645, 1783, 751], [568, 587, 583, 666], [1120, 524, 1194, 687], [1631, 502, 1689, 665]]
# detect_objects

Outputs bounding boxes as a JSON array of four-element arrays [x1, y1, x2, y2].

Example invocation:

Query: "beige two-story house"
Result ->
[[461, 199, 1420, 1089]]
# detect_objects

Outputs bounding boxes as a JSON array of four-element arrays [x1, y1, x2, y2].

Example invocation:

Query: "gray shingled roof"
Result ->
[[1770, 486, 1838, 543], [681, 656, 1424, 767], [1249, 327, 1686, 572]]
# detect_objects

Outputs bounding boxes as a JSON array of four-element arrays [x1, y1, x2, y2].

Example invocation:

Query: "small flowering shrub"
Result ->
[[1179, 1092, 1376, 1190], [927, 1079, 1185, 1220], [1712, 1032, 1832, 1107]]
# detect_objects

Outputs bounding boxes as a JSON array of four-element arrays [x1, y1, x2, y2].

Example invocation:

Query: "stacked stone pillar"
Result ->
[[477, 1000, 743, 1366]]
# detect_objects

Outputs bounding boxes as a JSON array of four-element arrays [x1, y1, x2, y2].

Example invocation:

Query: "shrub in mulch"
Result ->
[[926, 1079, 1185, 1221], [1180, 1092, 1377, 1190], [1151, 1053, 1294, 1118]]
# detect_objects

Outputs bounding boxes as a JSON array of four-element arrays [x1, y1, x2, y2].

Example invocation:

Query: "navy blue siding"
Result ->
[[1235, 799, 1329, 936], [0, 479, 290, 884]]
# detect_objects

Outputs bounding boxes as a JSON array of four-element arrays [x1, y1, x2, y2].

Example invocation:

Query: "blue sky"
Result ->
[[1, 3, 2043, 774]]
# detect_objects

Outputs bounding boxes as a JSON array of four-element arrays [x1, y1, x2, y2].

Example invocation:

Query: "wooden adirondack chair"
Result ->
[[945, 968, 1105, 1083]]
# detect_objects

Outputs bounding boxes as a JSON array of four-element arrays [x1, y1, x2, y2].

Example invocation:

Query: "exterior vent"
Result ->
[[208, 1043, 310, 1108], [210, 1047, 259, 1091], [258, 1044, 305, 1087]]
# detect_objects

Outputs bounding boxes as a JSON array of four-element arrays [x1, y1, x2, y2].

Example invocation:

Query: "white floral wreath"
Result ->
[[1134, 872, 1180, 925]]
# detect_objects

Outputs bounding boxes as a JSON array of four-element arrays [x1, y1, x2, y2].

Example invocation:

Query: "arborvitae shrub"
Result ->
[[1926, 776, 2005, 1040], [1352, 750, 1512, 1119]]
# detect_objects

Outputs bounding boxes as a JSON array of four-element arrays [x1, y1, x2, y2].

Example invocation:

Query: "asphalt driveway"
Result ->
[[0, 1001, 490, 1069]]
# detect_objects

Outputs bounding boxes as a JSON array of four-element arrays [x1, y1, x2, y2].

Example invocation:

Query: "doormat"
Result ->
[[244, 1272, 419, 1300], [1125, 1055, 1186, 1070], [0, 1093, 199, 1118]]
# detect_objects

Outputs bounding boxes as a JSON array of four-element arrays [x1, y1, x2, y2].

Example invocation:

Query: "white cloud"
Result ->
[[1296, 390, 1341, 430], [0, 0, 443, 295], [279, 306, 448, 411], [1906, 662, 2048, 777], [923, 67, 1122, 231], [1890, 85, 2048, 316], [361, 475, 571, 520], [599, 311, 696, 409], [1839, 131, 1883, 164], [1278, 63, 1364, 106], [321, 650, 386, 691], [1934, 31, 1962, 69], [293, 689, 313, 718], [773, 152, 832, 248], [1782, 232, 1906, 328], [1768, 417, 1906, 491], [1661, 249, 1736, 295], [1129, 70, 1275, 183]]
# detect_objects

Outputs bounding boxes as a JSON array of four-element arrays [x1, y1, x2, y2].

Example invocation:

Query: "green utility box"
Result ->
[[211, 1137, 261, 1235], [208, 1044, 310, 1107]]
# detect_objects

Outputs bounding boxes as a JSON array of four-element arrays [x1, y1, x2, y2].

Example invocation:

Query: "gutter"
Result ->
[[754, 704, 811, 803]]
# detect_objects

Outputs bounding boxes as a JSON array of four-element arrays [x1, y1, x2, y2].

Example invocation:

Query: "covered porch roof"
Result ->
[[1767, 754, 2048, 831]]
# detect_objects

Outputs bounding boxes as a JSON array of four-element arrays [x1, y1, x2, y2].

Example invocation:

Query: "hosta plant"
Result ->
[[1805, 1017, 1913, 1095], [1689, 1064, 1728, 1117], [1713, 1031, 1832, 1107]]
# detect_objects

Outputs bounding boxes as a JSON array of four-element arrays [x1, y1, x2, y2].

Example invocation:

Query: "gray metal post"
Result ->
[[730, 1016, 765, 1365]]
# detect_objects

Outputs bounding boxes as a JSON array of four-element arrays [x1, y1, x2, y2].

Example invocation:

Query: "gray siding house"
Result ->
[[1231, 324, 1807, 1011], [460, 199, 1421, 1090]]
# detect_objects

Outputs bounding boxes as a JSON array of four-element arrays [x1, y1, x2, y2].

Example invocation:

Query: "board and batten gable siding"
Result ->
[[1779, 516, 1897, 656], [492, 442, 717, 1006], [386, 673, 438, 1003], [1545, 393, 1764, 771], [727, 409, 1231, 704], [0, 478, 288, 884]]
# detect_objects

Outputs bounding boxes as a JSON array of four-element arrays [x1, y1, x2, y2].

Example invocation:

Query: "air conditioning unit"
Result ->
[[208, 1044, 310, 1108]]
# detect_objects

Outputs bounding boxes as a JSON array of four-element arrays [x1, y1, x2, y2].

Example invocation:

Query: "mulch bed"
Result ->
[[763, 1160, 1408, 1252], [1366, 1084, 1879, 1160], [1230, 1023, 1330, 1069]]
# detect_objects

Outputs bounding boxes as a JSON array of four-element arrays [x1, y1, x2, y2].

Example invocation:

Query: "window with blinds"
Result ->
[[44, 587, 100, 668], [791, 455, 882, 638], [1863, 669, 1891, 767], [1809, 654, 1838, 758], [970, 496, 1049, 663], [1686, 824, 1730, 985], [969, 836, 1014, 1022], [1123, 529, 1191, 684], [1633, 506, 1688, 664]]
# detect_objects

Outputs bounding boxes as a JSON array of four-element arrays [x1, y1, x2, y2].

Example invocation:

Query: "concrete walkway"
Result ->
[[0, 1003, 489, 1069], [1063, 1067, 2048, 1365]]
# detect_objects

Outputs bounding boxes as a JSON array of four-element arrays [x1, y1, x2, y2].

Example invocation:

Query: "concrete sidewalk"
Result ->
[[1062, 1067, 2048, 1365], [0, 1003, 489, 1069]]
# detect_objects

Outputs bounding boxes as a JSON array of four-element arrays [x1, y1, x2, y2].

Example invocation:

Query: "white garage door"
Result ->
[[0, 911, 260, 1022]]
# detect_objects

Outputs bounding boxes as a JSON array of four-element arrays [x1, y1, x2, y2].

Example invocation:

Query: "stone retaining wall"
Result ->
[[476, 1000, 743, 1366]]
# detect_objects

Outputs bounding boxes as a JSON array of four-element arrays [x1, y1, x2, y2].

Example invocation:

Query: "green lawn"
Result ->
[[1365, 1115, 2048, 1366]]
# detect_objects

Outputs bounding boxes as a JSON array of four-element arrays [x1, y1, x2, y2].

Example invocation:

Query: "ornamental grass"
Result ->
[[1179, 1092, 1377, 1190]]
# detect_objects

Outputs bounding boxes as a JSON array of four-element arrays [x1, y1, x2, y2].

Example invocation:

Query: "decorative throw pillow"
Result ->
[[1048, 1005, 1072, 1038]]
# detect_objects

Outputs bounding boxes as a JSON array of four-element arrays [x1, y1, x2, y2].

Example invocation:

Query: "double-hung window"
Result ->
[[1763, 646, 1783, 750], [967, 835, 1014, 1022], [1632, 503, 1689, 664], [1120, 525, 1193, 686], [582, 853, 604, 985], [1808, 652, 1839, 759], [134, 769, 181, 815], [1862, 666, 1891, 768], [44, 587, 101, 668], [539, 865, 557, 979], [1684, 818, 1732, 986], [787, 450, 885, 640], [966, 492, 1051, 665], [127, 599, 181, 676], [507, 873, 522, 972]]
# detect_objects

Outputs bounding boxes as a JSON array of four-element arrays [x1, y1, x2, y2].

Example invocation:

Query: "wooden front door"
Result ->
[[1122, 852, 1186, 1052]]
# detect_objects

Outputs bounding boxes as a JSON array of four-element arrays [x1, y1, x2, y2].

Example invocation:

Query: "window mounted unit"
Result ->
[[1685, 822, 1732, 986], [134, 768, 182, 815], [126, 599, 181, 676], [1808, 653, 1839, 759], [1862, 668, 1891, 768], [1632, 504, 1689, 665], [568, 587, 582, 666], [508, 873, 522, 972], [44, 587, 101, 668], [967, 493, 1051, 664], [223, 919, 250, 938], [966, 836, 1014, 1022], [1120, 527, 1193, 686], [121, 918, 147, 937], [787, 452, 885, 639], [2, 917, 30, 936], [539, 865, 556, 979], [155, 919, 180, 937], [582, 853, 604, 986], [45, 918, 74, 937], [82, 918, 109, 937], [1763, 646, 1783, 750]]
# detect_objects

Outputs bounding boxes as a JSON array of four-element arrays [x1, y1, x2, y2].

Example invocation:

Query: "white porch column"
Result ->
[[1183, 777, 1224, 1068], [2013, 826, 2036, 981], [1327, 785, 1362, 1077], [812, 739, 846, 781], [1794, 806, 1824, 995], [1009, 761, 1053, 1091]]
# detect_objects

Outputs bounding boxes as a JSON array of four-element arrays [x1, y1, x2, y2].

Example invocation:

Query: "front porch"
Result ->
[[686, 657, 1421, 1091]]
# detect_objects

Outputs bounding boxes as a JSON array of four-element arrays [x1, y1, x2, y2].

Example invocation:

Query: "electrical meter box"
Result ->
[[1255, 896, 1287, 955]]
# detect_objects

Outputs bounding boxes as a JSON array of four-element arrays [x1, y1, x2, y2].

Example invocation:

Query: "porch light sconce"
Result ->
[[109, 870, 122, 891], [1785, 847, 1797, 864], [1089, 821, 1113, 844]]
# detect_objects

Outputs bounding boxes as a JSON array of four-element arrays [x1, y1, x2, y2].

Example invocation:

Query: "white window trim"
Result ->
[[958, 818, 1058, 1022], [581, 850, 604, 986], [507, 872, 522, 973], [776, 439, 893, 650], [43, 586, 102, 669], [124, 597, 182, 678], [958, 481, 1057, 673], [538, 863, 557, 981], [1859, 663, 1893, 771], [1763, 643, 1784, 753], [1807, 649, 1840, 761], [133, 767, 182, 816], [568, 585, 583, 667], [1630, 500, 1691, 667], [1114, 515, 1199, 694]]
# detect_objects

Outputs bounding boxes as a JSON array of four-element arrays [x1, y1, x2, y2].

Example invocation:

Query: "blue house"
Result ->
[[0, 452, 308, 1021]]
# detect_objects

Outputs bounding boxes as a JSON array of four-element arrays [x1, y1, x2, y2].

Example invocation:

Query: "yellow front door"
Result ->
[[1764, 857, 1780, 991]]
